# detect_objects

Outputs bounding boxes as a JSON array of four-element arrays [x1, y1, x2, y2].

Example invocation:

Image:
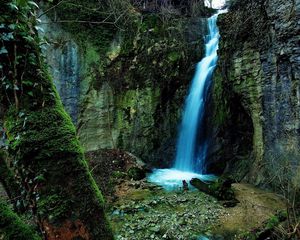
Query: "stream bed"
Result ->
[[107, 180, 285, 240]]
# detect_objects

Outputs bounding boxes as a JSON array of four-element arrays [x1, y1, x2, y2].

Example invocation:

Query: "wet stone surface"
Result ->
[[107, 185, 225, 240], [106, 180, 285, 240]]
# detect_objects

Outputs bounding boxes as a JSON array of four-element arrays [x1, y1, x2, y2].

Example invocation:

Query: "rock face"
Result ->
[[41, 15, 80, 123], [42, 3, 209, 167], [207, 0, 300, 184]]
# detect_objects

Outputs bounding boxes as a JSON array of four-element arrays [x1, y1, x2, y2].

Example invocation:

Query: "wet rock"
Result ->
[[109, 189, 224, 240], [207, 0, 300, 185]]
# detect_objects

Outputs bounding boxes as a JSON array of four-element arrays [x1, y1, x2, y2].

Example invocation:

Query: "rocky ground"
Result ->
[[106, 180, 286, 240], [0, 173, 287, 239]]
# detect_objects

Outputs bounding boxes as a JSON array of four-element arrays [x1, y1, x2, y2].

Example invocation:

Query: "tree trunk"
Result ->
[[0, 151, 22, 209], [0, 1, 114, 239], [0, 198, 41, 240]]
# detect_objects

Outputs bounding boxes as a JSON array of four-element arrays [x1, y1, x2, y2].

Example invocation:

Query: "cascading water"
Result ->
[[174, 12, 221, 173], [148, 10, 227, 189]]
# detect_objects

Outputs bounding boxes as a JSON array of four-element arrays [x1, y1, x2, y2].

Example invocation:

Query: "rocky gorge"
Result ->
[[207, 0, 300, 185], [42, 0, 300, 184], [40, 0, 299, 238], [41, 0, 209, 168], [0, 0, 299, 239], [44, 0, 300, 239]]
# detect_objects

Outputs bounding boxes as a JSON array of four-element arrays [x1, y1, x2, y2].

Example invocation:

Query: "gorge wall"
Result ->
[[42, 0, 300, 186], [42, 0, 210, 167], [207, 0, 300, 184]]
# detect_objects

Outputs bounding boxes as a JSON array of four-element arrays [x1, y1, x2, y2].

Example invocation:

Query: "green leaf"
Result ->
[[35, 26, 44, 33], [16, 0, 27, 7], [22, 80, 34, 86], [28, 1, 39, 9], [8, 24, 16, 30], [0, 47, 8, 55], [34, 174, 46, 182], [167, 51, 181, 62], [24, 35, 34, 43], [18, 112, 25, 118], [7, 3, 19, 11], [2, 32, 14, 41], [27, 91, 34, 96]]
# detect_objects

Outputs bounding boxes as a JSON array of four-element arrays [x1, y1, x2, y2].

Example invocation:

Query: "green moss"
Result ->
[[45, 1, 117, 53], [168, 51, 181, 62], [0, 199, 41, 240], [212, 70, 229, 126], [1, 1, 115, 238], [38, 192, 72, 221], [111, 171, 127, 179], [5, 99, 114, 236], [0, 151, 20, 206], [265, 215, 279, 230], [127, 167, 146, 181]]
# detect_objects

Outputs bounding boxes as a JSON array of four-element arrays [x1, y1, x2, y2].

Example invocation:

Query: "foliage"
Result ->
[[0, 1, 114, 238], [239, 211, 288, 240], [265, 144, 300, 239], [0, 150, 22, 210], [41, 0, 137, 54]]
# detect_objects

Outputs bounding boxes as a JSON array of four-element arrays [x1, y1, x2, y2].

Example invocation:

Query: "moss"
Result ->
[[44, 0, 118, 54], [6, 102, 113, 236], [0, 151, 21, 208], [265, 215, 280, 230], [127, 167, 146, 181], [240, 213, 283, 239], [111, 171, 127, 179], [0, 198, 41, 240], [37, 191, 72, 221], [212, 69, 230, 126], [1, 2, 114, 237]]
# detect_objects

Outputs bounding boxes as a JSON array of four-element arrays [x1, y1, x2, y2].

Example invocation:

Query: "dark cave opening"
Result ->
[[206, 93, 255, 180]]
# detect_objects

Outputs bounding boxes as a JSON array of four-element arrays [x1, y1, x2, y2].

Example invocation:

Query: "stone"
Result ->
[[207, 0, 300, 185]]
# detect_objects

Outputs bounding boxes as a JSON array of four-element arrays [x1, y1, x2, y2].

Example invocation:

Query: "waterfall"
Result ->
[[148, 10, 226, 189], [174, 11, 222, 173]]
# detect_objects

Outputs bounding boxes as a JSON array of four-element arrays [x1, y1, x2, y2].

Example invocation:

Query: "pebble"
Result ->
[[109, 189, 224, 240]]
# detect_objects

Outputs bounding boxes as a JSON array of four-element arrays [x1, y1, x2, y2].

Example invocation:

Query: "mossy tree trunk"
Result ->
[[0, 151, 21, 209], [0, 1, 114, 239], [0, 198, 41, 240]]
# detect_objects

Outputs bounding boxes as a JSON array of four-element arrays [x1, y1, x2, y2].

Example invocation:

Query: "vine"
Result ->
[[0, 0, 47, 112]]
